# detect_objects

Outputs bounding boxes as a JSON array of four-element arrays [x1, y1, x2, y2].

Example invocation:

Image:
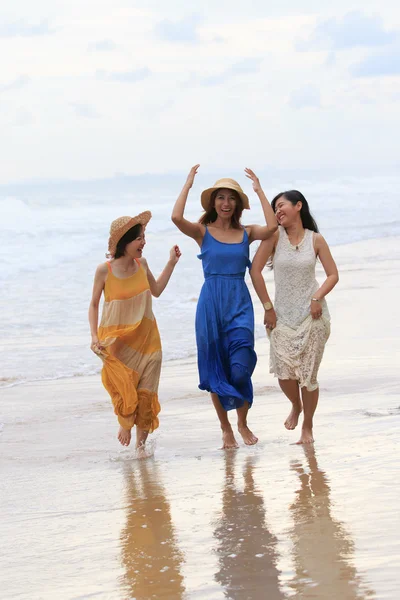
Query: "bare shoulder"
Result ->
[[313, 233, 332, 258], [96, 262, 109, 276], [93, 262, 108, 286], [313, 232, 327, 247], [138, 257, 148, 269]]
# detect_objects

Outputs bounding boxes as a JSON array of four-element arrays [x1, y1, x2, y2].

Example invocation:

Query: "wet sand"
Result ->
[[1, 237, 399, 599]]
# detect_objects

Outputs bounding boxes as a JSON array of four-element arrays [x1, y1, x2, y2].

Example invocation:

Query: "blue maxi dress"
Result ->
[[196, 227, 257, 411]]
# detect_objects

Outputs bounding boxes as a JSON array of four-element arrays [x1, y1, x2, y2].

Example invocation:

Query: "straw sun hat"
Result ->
[[107, 211, 152, 257], [200, 178, 250, 211]]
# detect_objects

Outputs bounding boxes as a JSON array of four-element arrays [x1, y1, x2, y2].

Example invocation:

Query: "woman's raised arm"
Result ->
[[244, 168, 278, 242], [171, 165, 204, 242]]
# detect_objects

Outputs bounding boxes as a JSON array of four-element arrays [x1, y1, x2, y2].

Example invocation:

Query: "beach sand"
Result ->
[[1, 237, 399, 600]]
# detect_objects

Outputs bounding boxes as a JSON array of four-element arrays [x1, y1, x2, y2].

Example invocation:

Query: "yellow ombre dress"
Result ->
[[97, 260, 161, 432]]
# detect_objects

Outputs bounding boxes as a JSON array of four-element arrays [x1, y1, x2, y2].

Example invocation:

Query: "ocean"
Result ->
[[1, 171, 400, 388]]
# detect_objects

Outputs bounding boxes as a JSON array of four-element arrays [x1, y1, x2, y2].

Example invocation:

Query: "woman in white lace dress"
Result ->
[[251, 191, 339, 444]]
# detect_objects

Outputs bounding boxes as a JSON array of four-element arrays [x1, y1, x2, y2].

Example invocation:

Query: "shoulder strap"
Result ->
[[106, 261, 112, 273]]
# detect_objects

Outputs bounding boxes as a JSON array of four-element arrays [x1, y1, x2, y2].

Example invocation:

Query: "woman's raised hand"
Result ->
[[244, 168, 262, 194], [185, 164, 200, 188], [169, 245, 182, 265]]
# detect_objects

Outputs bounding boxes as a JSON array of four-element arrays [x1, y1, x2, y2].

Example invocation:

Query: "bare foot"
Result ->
[[285, 401, 302, 430], [295, 427, 314, 445], [135, 442, 147, 459], [136, 427, 149, 448], [221, 428, 239, 450], [117, 426, 131, 447], [238, 425, 258, 446], [135, 428, 149, 457]]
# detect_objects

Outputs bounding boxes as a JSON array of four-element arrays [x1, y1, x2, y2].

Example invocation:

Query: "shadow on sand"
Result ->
[[288, 445, 375, 599], [213, 452, 284, 599], [119, 459, 185, 600]]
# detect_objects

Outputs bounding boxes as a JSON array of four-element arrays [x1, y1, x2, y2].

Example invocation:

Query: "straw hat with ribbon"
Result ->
[[107, 211, 152, 257], [200, 178, 250, 211]]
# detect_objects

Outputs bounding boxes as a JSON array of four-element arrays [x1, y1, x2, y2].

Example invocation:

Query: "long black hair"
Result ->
[[272, 190, 319, 233], [114, 223, 143, 258]]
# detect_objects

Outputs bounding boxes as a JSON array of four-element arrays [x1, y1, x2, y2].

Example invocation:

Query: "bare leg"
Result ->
[[296, 387, 319, 444], [135, 427, 149, 458], [236, 401, 258, 445], [211, 393, 239, 449], [278, 379, 303, 430], [117, 426, 132, 447], [136, 427, 149, 448]]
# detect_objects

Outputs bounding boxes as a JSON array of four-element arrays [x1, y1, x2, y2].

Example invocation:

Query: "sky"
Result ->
[[2, 0, 400, 183]]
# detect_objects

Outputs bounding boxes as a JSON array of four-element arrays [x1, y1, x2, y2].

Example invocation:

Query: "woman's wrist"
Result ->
[[262, 301, 273, 311]]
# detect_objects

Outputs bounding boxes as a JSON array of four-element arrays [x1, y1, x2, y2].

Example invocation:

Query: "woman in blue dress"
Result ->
[[172, 166, 277, 449]]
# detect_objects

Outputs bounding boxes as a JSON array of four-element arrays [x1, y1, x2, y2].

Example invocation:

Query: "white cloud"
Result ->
[[13, 109, 35, 126], [96, 68, 151, 83], [155, 14, 203, 43], [87, 39, 117, 52], [70, 103, 99, 118], [351, 43, 400, 76], [188, 58, 263, 87], [1, 0, 400, 182], [0, 19, 55, 38], [0, 75, 30, 93], [297, 11, 398, 51], [288, 85, 321, 109]]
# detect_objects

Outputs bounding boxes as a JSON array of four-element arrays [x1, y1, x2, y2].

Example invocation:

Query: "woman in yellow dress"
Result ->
[[88, 211, 181, 449]]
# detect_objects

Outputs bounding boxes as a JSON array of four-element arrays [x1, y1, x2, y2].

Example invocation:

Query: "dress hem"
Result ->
[[198, 383, 253, 411]]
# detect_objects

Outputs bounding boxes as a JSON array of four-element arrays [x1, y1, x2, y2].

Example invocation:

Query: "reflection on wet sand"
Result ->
[[214, 453, 284, 600], [288, 446, 375, 599], [120, 460, 185, 600]]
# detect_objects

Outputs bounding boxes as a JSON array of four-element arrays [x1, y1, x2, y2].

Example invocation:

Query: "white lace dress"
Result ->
[[269, 227, 330, 391]]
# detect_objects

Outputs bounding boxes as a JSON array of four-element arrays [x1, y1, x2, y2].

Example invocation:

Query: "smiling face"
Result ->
[[274, 196, 302, 227], [213, 188, 240, 220], [124, 228, 146, 258]]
